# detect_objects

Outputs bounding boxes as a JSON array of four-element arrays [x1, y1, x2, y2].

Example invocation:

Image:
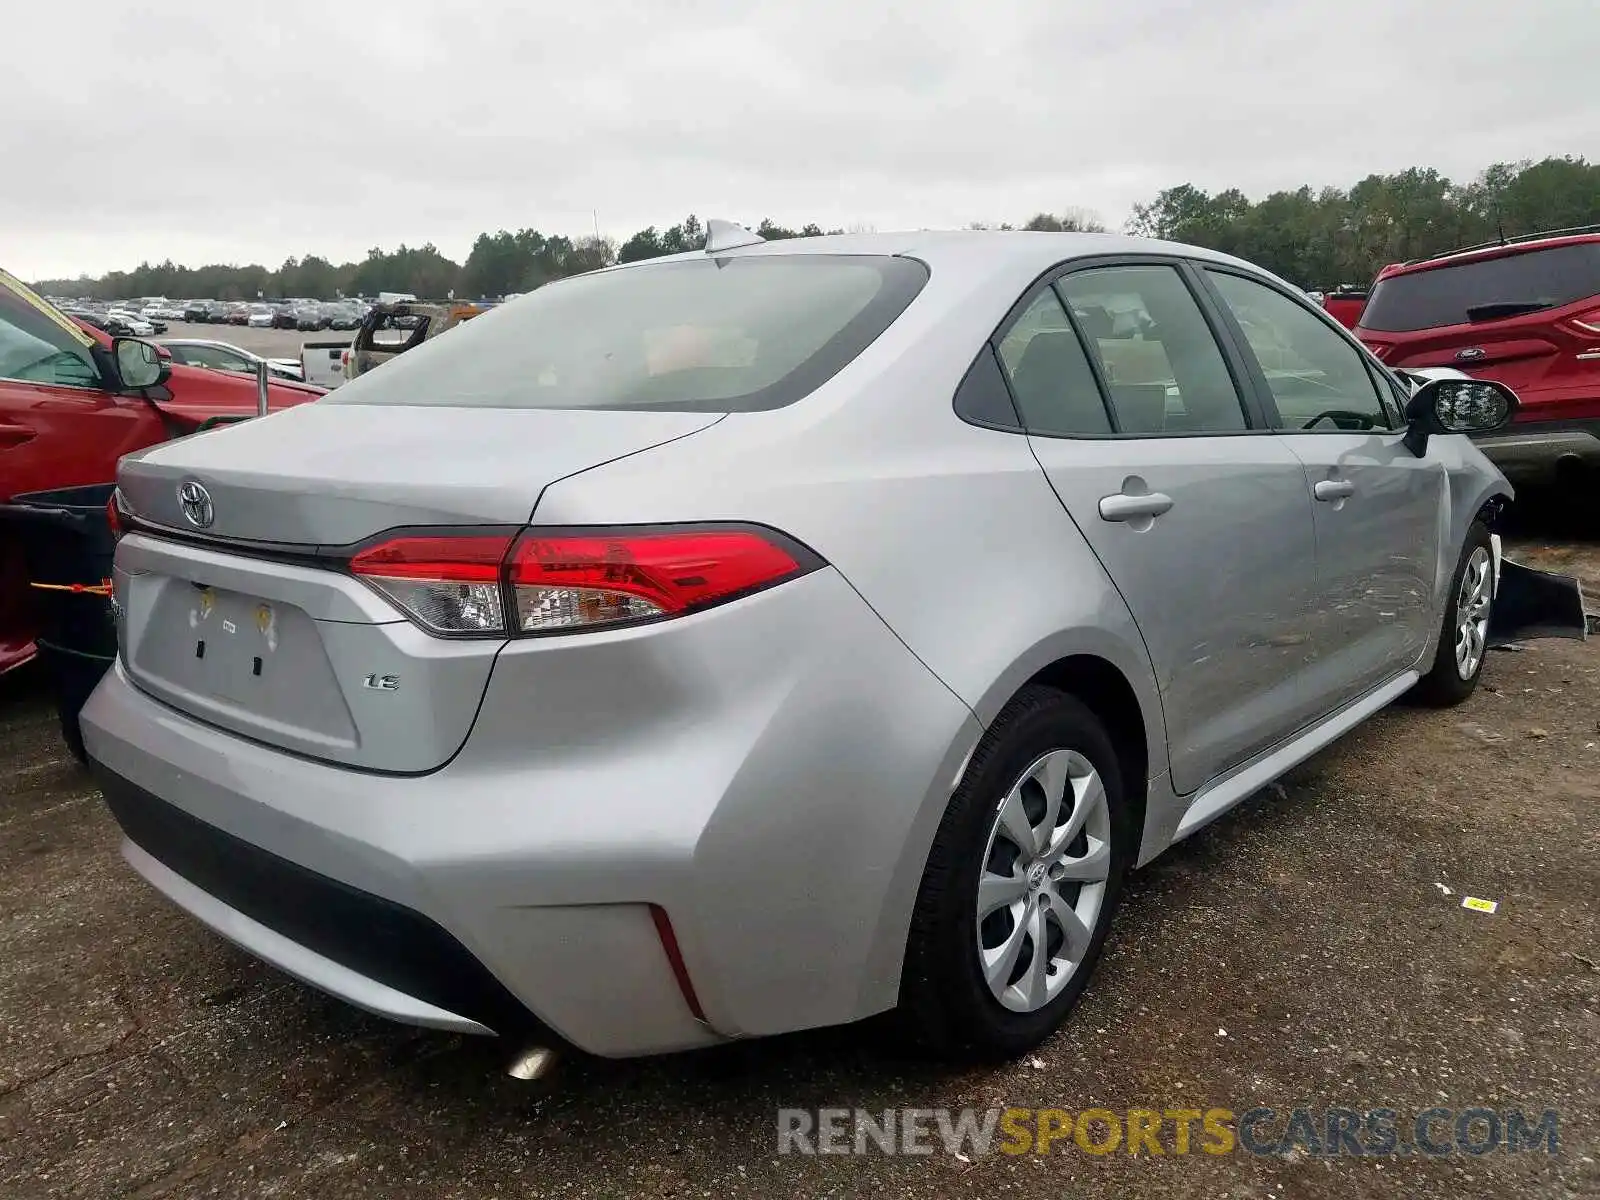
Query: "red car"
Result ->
[[1356, 228, 1600, 486], [0, 269, 322, 674], [1318, 286, 1368, 331]]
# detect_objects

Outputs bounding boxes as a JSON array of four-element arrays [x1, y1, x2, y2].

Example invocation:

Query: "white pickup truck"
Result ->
[[299, 339, 351, 389], [297, 293, 420, 388]]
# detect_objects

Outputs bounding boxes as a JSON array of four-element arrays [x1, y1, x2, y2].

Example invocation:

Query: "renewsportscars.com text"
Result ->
[[777, 1106, 1560, 1158]]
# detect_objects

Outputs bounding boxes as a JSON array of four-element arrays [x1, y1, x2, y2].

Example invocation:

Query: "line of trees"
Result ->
[[30, 157, 1597, 303]]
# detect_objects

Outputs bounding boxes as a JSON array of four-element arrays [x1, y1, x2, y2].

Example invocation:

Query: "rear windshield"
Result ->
[[324, 254, 928, 412], [1361, 242, 1600, 332]]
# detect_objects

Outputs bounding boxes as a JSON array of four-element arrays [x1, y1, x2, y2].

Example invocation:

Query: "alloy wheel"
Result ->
[[975, 749, 1112, 1014], [1454, 546, 1492, 680]]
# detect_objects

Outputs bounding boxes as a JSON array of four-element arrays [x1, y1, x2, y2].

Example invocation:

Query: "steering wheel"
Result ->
[[1302, 409, 1378, 431]]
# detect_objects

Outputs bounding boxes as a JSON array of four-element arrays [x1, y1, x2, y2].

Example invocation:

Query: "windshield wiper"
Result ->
[[1465, 300, 1555, 322]]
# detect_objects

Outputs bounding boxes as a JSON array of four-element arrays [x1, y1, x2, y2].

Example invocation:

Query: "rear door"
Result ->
[[1202, 266, 1442, 709], [1005, 259, 1322, 795], [1357, 241, 1600, 424]]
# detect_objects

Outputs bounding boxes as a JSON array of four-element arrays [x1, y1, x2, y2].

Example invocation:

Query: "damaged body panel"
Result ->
[[1489, 536, 1591, 645], [345, 300, 484, 382]]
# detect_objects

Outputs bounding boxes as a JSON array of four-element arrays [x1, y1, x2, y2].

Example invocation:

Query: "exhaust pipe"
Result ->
[[505, 1045, 559, 1082]]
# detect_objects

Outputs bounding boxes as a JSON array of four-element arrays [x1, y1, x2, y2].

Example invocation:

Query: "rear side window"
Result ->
[[1361, 242, 1600, 332], [1057, 265, 1248, 434], [326, 255, 928, 413], [995, 289, 1111, 435]]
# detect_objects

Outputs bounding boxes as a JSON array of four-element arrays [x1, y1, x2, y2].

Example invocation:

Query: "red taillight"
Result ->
[[1566, 306, 1600, 335], [106, 490, 122, 540], [350, 534, 511, 582], [347, 525, 818, 637], [506, 528, 808, 633], [350, 532, 514, 635]]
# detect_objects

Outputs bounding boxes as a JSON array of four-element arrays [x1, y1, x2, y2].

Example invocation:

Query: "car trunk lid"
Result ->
[[113, 403, 721, 771], [116, 402, 720, 544]]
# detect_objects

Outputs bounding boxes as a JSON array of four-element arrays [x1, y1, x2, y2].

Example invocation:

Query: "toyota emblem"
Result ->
[[178, 481, 215, 528]]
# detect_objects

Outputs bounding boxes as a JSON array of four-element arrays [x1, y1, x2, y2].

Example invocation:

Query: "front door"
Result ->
[[1200, 267, 1442, 709], [997, 261, 1321, 795]]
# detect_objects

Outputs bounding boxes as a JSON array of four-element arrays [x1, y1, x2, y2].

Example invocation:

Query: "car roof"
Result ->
[[608, 228, 1269, 286], [1378, 228, 1600, 280]]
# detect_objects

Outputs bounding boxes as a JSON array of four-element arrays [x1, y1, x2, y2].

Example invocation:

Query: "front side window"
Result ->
[[1057, 265, 1247, 434], [327, 254, 928, 413], [0, 275, 101, 389], [1207, 270, 1391, 431]]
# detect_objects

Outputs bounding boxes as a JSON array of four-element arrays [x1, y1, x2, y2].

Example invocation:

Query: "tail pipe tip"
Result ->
[[505, 1045, 559, 1082]]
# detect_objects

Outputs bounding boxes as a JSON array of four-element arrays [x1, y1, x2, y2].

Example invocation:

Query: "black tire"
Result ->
[[39, 645, 111, 768], [899, 686, 1134, 1059], [58, 705, 89, 767], [1412, 521, 1494, 707]]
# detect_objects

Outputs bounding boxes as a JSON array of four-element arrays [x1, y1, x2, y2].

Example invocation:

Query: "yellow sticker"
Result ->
[[255, 603, 273, 633], [198, 589, 214, 618], [1462, 896, 1498, 914]]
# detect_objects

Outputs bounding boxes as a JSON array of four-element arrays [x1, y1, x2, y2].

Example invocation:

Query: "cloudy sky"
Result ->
[[4, 0, 1595, 279]]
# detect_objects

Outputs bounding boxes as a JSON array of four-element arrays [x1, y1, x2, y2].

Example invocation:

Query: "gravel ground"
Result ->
[[0, 506, 1595, 1200]]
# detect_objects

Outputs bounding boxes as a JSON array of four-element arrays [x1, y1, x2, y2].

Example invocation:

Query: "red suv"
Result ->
[[0, 269, 322, 675], [1355, 228, 1600, 485]]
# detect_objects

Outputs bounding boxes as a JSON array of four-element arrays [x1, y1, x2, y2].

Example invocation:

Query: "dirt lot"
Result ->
[[0, 505, 1595, 1200]]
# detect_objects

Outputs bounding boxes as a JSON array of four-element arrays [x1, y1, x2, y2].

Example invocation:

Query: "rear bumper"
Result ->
[[81, 566, 979, 1057], [1472, 418, 1600, 476], [97, 766, 525, 1036]]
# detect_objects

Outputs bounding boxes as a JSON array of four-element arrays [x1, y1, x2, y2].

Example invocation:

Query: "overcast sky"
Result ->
[[4, 0, 1595, 279]]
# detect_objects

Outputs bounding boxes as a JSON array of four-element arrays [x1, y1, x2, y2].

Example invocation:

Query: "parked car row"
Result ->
[[58, 297, 380, 330], [61, 305, 165, 338]]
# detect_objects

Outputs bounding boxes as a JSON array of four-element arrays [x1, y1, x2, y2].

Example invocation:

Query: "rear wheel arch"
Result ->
[[1019, 655, 1150, 853]]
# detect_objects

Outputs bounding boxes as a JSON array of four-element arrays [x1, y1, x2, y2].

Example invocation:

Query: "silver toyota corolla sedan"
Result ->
[[84, 225, 1519, 1063]]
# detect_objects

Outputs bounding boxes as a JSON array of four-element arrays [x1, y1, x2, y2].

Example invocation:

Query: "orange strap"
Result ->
[[29, 579, 113, 596]]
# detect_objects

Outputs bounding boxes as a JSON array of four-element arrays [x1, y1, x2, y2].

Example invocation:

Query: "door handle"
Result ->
[[0, 423, 35, 447], [1313, 479, 1355, 502], [1099, 491, 1175, 522]]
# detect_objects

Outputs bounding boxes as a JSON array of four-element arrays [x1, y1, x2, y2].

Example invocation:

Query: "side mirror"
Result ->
[[1401, 377, 1518, 457], [111, 337, 168, 390]]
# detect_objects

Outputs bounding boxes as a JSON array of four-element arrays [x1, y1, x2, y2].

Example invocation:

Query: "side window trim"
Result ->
[[0, 375, 105, 394], [1169, 259, 1275, 432], [1362, 358, 1406, 429], [960, 252, 1300, 439], [1039, 257, 1264, 438], [1193, 264, 1394, 433], [952, 343, 1025, 431], [1046, 281, 1121, 434]]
